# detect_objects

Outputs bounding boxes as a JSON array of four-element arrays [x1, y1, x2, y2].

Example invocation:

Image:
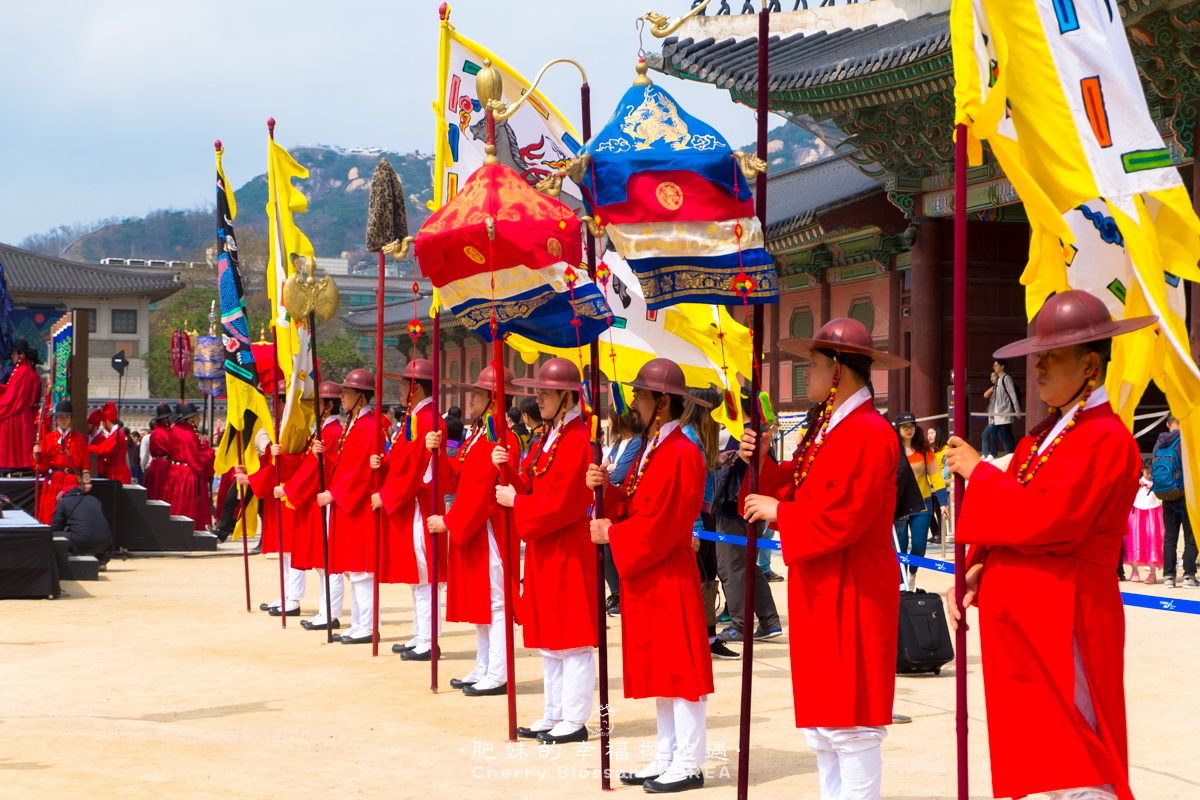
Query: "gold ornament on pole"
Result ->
[[282, 256, 341, 324], [641, 0, 712, 39]]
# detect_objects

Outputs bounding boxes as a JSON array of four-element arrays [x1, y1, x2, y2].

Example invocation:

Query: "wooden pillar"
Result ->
[[888, 261, 904, 413], [819, 270, 831, 326], [909, 218, 943, 419]]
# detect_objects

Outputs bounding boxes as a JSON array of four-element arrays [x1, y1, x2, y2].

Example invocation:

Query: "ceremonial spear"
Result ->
[[282, 257, 340, 644]]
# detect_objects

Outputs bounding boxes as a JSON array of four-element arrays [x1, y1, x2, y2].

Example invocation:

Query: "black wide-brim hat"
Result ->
[[153, 403, 174, 422], [175, 402, 199, 421], [994, 289, 1157, 359], [54, 399, 73, 415], [778, 317, 909, 371]]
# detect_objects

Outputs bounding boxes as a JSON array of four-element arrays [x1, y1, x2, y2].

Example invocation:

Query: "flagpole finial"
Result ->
[[214, 140, 222, 152], [439, 2, 450, 20], [267, 118, 276, 140]]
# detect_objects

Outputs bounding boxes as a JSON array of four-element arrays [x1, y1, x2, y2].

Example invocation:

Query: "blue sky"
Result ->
[[0, 0, 770, 244]]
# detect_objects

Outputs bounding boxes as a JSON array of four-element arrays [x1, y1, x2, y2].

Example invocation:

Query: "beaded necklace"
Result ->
[[792, 364, 841, 491], [457, 423, 488, 464], [532, 413, 570, 478], [625, 407, 664, 499], [1014, 374, 1096, 487]]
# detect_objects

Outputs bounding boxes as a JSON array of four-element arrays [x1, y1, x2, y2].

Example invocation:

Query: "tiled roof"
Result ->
[[341, 293, 464, 334], [0, 242, 184, 299], [653, 12, 951, 93], [759, 156, 882, 230]]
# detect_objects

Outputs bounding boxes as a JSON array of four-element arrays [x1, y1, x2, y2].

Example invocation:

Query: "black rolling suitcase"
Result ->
[[896, 589, 954, 675]]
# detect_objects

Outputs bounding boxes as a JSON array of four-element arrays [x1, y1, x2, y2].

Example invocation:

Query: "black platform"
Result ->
[[0, 509, 59, 599], [0, 479, 217, 553]]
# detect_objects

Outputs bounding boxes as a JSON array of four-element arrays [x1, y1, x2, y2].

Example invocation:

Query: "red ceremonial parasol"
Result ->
[[171, 329, 192, 402]]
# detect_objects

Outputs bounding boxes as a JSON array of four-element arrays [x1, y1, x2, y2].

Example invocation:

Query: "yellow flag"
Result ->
[[265, 137, 315, 403]]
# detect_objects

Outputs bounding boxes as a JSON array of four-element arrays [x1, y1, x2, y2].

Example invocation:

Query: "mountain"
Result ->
[[742, 121, 834, 171], [22, 147, 435, 264]]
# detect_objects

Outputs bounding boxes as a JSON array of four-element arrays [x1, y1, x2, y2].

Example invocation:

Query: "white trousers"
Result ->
[[540, 647, 596, 727], [1046, 633, 1117, 800], [470, 522, 509, 684], [804, 726, 887, 800], [312, 569, 344, 624], [410, 583, 445, 652], [268, 554, 307, 610], [656, 697, 708, 774], [413, 504, 430, 585], [347, 572, 374, 635]]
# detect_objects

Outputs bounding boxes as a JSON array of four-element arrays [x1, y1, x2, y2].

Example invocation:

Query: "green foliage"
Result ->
[[315, 330, 368, 384]]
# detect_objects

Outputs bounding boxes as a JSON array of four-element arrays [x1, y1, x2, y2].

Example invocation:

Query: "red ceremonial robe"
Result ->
[[512, 411, 598, 650], [34, 427, 88, 523], [328, 409, 378, 573], [248, 449, 303, 554], [0, 361, 38, 470], [957, 400, 1139, 800], [377, 399, 448, 584], [606, 424, 713, 702], [90, 426, 132, 484], [164, 422, 214, 531], [144, 424, 172, 500], [440, 424, 523, 625], [743, 398, 899, 729], [286, 417, 343, 571]]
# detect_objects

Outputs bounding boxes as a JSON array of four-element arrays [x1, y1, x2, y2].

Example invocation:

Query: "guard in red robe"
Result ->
[[143, 404, 174, 500], [496, 357, 597, 745], [90, 402, 132, 484], [741, 318, 907, 800], [284, 381, 345, 631], [0, 339, 40, 473], [587, 358, 713, 793], [33, 400, 88, 523], [945, 290, 1151, 800], [164, 402, 214, 531], [425, 364, 520, 694], [316, 369, 378, 645], [370, 359, 448, 660]]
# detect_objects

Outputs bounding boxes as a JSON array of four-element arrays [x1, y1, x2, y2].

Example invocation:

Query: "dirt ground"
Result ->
[[2, 544, 1197, 799]]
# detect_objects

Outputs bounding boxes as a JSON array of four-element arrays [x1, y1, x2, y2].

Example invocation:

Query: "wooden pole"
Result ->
[[736, 10, 769, 800], [953, 123, 969, 800], [309, 310, 335, 644], [372, 250, 385, 656], [580, 80, 611, 792], [236, 428, 251, 612], [431, 297, 441, 692], [271, 330, 286, 628]]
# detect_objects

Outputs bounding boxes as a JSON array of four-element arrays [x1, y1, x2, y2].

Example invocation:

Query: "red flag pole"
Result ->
[[580, 80, 611, 792], [236, 428, 251, 612], [736, 10, 770, 800], [953, 124, 970, 800], [310, 311, 335, 644], [430, 292, 441, 692], [372, 249, 385, 657], [267, 118, 287, 630]]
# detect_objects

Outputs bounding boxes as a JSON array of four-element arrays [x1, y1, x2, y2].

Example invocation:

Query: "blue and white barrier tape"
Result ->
[[694, 529, 1200, 615]]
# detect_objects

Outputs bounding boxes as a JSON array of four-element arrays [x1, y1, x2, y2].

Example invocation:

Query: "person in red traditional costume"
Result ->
[[0, 338, 40, 474], [944, 290, 1150, 800], [33, 399, 88, 523], [740, 318, 907, 800], [495, 357, 597, 745], [424, 364, 520, 694], [238, 381, 307, 617], [143, 403, 174, 501], [86, 407, 103, 447], [164, 402, 214, 532], [283, 381, 345, 631], [90, 402, 131, 484], [369, 359, 448, 661], [316, 369, 378, 645], [585, 358, 714, 793]]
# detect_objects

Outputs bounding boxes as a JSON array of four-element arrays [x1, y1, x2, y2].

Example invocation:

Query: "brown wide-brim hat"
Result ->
[[447, 364, 518, 394], [994, 289, 1157, 359], [513, 357, 582, 391], [384, 359, 434, 383], [626, 358, 713, 407], [778, 317, 909, 371], [318, 381, 342, 399]]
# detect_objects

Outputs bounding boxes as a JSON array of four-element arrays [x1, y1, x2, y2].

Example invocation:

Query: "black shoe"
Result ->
[[710, 640, 740, 660], [392, 643, 413, 654], [301, 618, 340, 631], [268, 606, 301, 617], [339, 633, 374, 645], [619, 771, 660, 786], [516, 725, 550, 739], [643, 772, 704, 793], [463, 682, 508, 696], [259, 603, 272, 612], [449, 678, 476, 690], [536, 726, 588, 745], [207, 525, 230, 544], [605, 595, 621, 617], [753, 626, 783, 641], [400, 646, 441, 661], [762, 569, 784, 583]]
